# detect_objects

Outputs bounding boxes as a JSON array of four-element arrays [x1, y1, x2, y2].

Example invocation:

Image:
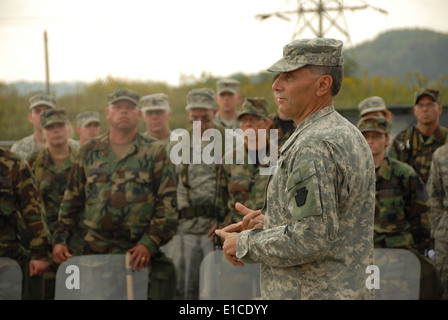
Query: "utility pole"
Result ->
[[256, 0, 387, 44], [43, 30, 50, 94]]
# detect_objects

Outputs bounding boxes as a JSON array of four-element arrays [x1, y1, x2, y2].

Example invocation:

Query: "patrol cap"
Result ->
[[185, 88, 215, 110], [237, 97, 270, 120], [108, 89, 140, 106], [267, 38, 344, 73], [77, 111, 100, 127], [357, 116, 390, 135], [358, 96, 387, 117], [141, 93, 170, 112], [217, 78, 240, 95], [414, 88, 441, 105], [41, 109, 68, 129], [29, 94, 56, 110]]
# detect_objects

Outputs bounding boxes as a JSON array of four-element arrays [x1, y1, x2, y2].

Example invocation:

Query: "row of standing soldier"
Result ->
[[1, 39, 447, 300]]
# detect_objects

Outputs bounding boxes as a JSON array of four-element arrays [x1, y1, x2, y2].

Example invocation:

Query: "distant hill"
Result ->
[[344, 28, 448, 80]]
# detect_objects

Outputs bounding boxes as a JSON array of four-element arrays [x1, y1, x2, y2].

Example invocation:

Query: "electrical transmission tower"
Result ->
[[256, 0, 387, 46]]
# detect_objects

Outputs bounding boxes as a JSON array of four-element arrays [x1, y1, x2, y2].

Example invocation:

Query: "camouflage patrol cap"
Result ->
[[29, 94, 56, 110], [41, 109, 68, 129], [267, 38, 344, 73], [237, 97, 270, 120], [108, 89, 140, 106], [357, 116, 390, 135], [414, 88, 441, 105], [77, 111, 100, 127], [217, 78, 240, 95], [185, 88, 215, 110], [358, 96, 387, 116], [141, 93, 170, 112]]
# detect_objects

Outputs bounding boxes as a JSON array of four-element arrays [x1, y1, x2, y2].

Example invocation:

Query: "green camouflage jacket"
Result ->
[[27, 146, 78, 237], [53, 131, 178, 255], [374, 156, 430, 251], [389, 125, 448, 184], [0, 146, 51, 261], [236, 106, 375, 299], [216, 145, 271, 226]]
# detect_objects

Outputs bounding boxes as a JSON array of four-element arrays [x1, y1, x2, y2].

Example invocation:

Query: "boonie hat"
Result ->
[[358, 96, 387, 117], [141, 93, 170, 113], [237, 97, 270, 120], [108, 89, 140, 106], [41, 109, 68, 129], [217, 79, 240, 95], [29, 94, 56, 110], [267, 38, 344, 73], [357, 116, 390, 135], [414, 88, 441, 105], [77, 111, 100, 127], [185, 88, 215, 110]]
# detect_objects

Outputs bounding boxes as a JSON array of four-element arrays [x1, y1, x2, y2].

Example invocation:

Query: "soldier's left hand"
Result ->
[[215, 229, 244, 267], [128, 244, 151, 271]]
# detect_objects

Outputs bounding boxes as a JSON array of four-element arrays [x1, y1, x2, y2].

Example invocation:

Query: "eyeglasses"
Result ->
[[415, 102, 438, 109]]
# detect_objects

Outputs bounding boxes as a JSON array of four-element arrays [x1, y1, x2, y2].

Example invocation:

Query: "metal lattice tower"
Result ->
[[256, 0, 387, 46]]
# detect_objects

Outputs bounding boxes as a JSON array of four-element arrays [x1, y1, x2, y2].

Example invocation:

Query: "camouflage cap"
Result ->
[[267, 38, 344, 73], [217, 78, 240, 95], [141, 93, 170, 112], [77, 111, 100, 127], [357, 116, 390, 135], [237, 97, 270, 120], [358, 96, 387, 116], [414, 88, 441, 105], [185, 88, 215, 110], [41, 109, 68, 129], [108, 89, 140, 106], [29, 94, 56, 110]]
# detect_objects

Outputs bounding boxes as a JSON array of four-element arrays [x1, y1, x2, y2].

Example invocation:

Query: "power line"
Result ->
[[255, 0, 388, 45]]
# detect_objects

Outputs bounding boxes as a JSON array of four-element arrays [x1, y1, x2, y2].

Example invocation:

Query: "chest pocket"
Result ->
[[286, 160, 322, 220], [0, 177, 14, 217], [124, 168, 152, 202]]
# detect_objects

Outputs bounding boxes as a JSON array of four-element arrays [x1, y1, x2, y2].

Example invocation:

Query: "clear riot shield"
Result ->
[[199, 250, 261, 300], [55, 254, 148, 300], [0, 257, 22, 300], [373, 248, 421, 300]]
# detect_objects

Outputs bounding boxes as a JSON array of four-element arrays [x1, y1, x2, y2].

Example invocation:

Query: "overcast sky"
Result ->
[[1, 0, 447, 86]]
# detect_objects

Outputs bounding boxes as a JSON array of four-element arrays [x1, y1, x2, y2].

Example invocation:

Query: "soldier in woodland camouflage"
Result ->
[[0, 146, 51, 299], [216, 97, 272, 226], [27, 109, 79, 299], [427, 143, 448, 299], [216, 38, 375, 300], [357, 116, 431, 251], [141, 93, 173, 146], [390, 88, 448, 184], [52, 89, 177, 278]]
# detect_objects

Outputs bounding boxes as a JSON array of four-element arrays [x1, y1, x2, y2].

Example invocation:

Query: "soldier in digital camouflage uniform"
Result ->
[[141, 93, 173, 146], [269, 75, 297, 149], [216, 38, 375, 300], [427, 143, 448, 299], [76, 111, 101, 146], [52, 89, 177, 292], [0, 146, 51, 299], [26, 109, 79, 299], [11, 94, 79, 159], [162, 88, 225, 300], [390, 88, 448, 184], [216, 97, 272, 226], [214, 78, 241, 129]]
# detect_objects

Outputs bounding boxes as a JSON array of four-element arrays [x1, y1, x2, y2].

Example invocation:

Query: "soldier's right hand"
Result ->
[[52, 244, 73, 264]]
